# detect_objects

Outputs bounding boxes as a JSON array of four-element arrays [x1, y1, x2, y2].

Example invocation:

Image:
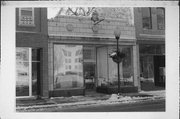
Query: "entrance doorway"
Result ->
[[154, 55, 165, 87]]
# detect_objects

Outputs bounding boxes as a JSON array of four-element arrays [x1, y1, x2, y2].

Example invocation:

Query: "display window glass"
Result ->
[[97, 46, 133, 87], [139, 44, 165, 82], [53, 45, 84, 89], [16, 48, 40, 97]]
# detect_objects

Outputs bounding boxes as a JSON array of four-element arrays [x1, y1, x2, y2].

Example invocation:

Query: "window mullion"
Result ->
[[29, 48, 32, 96]]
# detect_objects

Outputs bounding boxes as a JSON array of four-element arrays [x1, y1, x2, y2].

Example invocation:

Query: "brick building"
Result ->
[[16, 8, 49, 98], [134, 7, 165, 88]]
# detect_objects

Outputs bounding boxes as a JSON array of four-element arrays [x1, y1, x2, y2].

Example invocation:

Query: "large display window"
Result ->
[[16, 48, 40, 97], [53, 45, 84, 89], [139, 44, 165, 82], [97, 46, 133, 87]]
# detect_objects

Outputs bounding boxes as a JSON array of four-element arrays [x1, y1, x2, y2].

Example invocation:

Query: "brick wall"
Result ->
[[16, 8, 49, 97], [134, 8, 165, 41]]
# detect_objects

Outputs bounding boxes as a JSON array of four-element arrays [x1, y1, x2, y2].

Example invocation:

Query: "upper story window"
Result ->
[[157, 8, 165, 30], [142, 8, 152, 29], [19, 8, 35, 26]]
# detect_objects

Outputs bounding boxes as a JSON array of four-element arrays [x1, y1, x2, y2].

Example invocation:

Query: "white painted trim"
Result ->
[[29, 48, 32, 96], [16, 96, 36, 99], [139, 33, 165, 39]]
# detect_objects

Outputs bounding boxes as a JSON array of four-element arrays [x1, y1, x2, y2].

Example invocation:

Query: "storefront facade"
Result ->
[[48, 15, 140, 97]]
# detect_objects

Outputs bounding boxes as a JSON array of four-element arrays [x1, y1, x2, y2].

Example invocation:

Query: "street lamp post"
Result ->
[[110, 27, 125, 97], [114, 27, 121, 96]]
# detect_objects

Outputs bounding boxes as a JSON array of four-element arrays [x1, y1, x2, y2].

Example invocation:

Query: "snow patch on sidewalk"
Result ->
[[16, 90, 165, 112], [108, 94, 132, 101], [140, 90, 165, 97]]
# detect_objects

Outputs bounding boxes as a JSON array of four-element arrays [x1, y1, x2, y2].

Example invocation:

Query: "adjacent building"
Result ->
[[16, 8, 49, 98], [134, 7, 165, 87]]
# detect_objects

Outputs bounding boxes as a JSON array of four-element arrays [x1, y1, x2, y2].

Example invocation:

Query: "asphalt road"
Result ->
[[55, 99, 165, 112]]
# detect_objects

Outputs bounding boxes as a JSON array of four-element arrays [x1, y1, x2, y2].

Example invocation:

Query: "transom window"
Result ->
[[19, 8, 35, 26]]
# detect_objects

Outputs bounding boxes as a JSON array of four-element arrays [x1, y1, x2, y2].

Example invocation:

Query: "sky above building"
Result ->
[[48, 7, 134, 25]]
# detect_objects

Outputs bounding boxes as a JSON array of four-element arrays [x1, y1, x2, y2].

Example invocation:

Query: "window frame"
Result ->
[[142, 7, 152, 29], [18, 8, 35, 26], [157, 7, 165, 30], [16, 47, 40, 98]]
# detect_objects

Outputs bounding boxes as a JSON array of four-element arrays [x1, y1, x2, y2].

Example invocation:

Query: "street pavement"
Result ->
[[55, 99, 165, 112], [16, 90, 165, 112]]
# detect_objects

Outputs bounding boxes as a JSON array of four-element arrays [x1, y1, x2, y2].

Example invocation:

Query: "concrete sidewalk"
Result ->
[[16, 90, 165, 111]]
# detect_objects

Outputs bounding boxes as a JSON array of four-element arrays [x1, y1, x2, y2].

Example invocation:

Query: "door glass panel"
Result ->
[[32, 49, 40, 61], [84, 63, 95, 89], [54, 45, 84, 89], [16, 48, 29, 96]]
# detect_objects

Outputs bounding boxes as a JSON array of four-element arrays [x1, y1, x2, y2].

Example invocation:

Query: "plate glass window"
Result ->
[[142, 8, 152, 29], [16, 48, 40, 97], [157, 8, 165, 30], [54, 45, 84, 89]]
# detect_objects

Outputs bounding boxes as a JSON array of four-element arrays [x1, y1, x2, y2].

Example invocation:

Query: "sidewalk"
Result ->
[[16, 90, 165, 111]]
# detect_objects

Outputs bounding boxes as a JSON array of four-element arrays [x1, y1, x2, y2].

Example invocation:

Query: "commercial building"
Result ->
[[16, 8, 49, 98], [48, 13, 140, 97], [134, 7, 165, 88]]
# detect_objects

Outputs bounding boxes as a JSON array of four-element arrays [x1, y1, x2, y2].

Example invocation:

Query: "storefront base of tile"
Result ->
[[96, 86, 138, 94], [49, 88, 85, 97]]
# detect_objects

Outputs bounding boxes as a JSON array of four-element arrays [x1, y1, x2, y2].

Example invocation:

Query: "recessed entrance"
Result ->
[[154, 55, 165, 87]]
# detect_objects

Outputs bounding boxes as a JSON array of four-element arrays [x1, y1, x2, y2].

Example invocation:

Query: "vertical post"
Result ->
[[133, 45, 141, 91], [116, 37, 120, 95], [29, 48, 32, 96], [37, 49, 41, 99]]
